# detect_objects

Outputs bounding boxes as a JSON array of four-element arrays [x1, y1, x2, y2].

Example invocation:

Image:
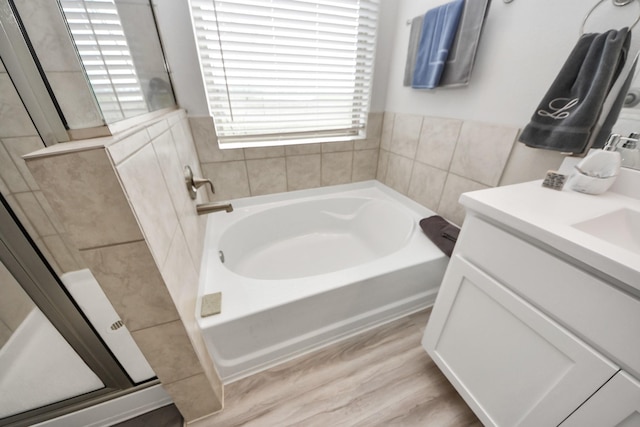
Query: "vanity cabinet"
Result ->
[[561, 371, 640, 426], [422, 213, 640, 427]]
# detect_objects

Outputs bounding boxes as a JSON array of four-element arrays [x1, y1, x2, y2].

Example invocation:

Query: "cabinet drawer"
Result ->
[[459, 214, 640, 378]]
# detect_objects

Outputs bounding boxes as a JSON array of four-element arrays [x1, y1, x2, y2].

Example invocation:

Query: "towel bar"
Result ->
[[582, 0, 640, 34]]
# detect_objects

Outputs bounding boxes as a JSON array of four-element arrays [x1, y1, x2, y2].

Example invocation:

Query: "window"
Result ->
[[190, 0, 379, 148]]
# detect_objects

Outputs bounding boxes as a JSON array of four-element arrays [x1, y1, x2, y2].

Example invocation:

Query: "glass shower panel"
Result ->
[[59, 0, 176, 124], [0, 258, 104, 420]]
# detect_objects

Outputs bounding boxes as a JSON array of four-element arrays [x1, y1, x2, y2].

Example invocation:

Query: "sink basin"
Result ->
[[573, 208, 640, 255]]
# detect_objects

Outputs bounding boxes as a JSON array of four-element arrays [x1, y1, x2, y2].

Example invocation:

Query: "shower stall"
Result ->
[[0, 0, 176, 424]]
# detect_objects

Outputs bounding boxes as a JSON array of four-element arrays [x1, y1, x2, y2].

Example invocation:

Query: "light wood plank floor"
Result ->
[[190, 308, 481, 427]]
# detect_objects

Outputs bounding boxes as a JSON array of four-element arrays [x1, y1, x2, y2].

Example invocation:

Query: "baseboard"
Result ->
[[32, 385, 173, 427]]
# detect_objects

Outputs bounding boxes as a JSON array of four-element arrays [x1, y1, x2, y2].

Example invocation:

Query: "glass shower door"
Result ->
[[0, 197, 134, 427], [0, 258, 104, 418]]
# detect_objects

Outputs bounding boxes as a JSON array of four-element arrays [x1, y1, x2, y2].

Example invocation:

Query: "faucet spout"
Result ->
[[196, 203, 234, 215]]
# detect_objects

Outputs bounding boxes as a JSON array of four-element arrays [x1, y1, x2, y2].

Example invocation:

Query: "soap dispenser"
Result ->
[[567, 148, 621, 195]]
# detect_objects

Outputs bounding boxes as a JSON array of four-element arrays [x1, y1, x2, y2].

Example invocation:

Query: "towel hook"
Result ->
[[581, 0, 640, 34]]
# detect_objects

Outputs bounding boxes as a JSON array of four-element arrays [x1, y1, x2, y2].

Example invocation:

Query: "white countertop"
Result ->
[[459, 174, 640, 294]]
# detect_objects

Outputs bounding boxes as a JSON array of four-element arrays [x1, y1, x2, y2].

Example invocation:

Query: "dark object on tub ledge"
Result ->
[[419, 215, 460, 257]]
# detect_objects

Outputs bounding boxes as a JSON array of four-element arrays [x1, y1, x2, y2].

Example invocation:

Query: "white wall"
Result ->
[[155, 0, 640, 126], [384, 0, 640, 128]]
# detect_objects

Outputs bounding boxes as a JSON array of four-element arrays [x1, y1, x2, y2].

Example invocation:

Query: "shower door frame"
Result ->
[[0, 194, 158, 427]]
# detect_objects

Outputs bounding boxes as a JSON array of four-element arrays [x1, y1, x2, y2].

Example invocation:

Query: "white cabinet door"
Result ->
[[561, 371, 640, 427], [422, 256, 618, 427]]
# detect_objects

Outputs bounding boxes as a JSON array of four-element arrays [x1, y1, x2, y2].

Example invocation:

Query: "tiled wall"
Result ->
[[189, 113, 383, 200], [0, 57, 86, 276], [0, 260, 35, 347], [377, 113, 565, 225], [189, 111, 564, 226], [25, 110, 223, 421]]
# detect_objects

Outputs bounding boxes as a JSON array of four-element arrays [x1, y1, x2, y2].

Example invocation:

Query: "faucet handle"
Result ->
[[184, 166, 215, 199]]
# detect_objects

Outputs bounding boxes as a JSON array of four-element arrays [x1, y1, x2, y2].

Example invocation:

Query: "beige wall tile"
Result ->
[[162, 230, 221, 402], [34, 191, 66, 235], [13, 0, 82, 73], [4, 195, 37, 238], [81, 241, 180, 332], [2, 137, 45, 190], [380, 112, 394, 151], [449, 121, 518, 187], [152, 131, 191, 215], [407, 163, 448, 212], [46, 72, 104, 129], [34, 237, 61, 275], [0, 260, 34, 332], [0, 143, 30, 193], [132, 320, 203, 384], [0, 74, 38, 138], [13, 192, 57, 237], [354, 137, 380, 151], [500, 142, 564, 186], [41, 234, 81, 274], [376, 149, 389, 182], [415, 117, 462, 171], [367, 112, 383, 139], [107, 129, 151, 165], [0, 322, 11, 348], [118, 144, 179, 265], [161, 230, 198, 317], [188, 117, 244, 163], [390, 114, 423, 158], [285, 143, 321, 156], [286, 154, 321, 191], [322, 141, 354, 153], [322, 151, 353, 186], [172, 119, 207, 200], [201, 161, 250, 201], [246, 157, 287, 196], [438, 173, 489, 226], [244, 146, 285, 160], [164, 374, 222, 421], [146, 119, 170, 140], [352, 149, 378, 182], [0, 176, 9, 195], [385, 154, 413, 194]]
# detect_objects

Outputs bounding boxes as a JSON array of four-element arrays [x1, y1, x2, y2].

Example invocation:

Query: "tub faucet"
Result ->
[[197, 203, 234, 215]]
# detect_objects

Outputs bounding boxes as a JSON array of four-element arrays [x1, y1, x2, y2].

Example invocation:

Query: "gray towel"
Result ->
[[439, 0, 491, 88], [404, 15, 424, 87], [519, 29, 630, 155]]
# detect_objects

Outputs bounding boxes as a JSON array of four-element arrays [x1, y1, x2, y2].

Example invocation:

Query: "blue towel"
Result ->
[[412, 0, 465, 89]]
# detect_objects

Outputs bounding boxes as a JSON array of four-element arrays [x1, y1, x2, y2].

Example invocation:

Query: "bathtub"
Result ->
[[197, 181, 448, 383]]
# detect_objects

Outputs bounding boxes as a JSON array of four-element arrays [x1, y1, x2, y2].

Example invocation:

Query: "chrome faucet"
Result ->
[[196, 203, 234, 215], [604, 133, 639, 151]]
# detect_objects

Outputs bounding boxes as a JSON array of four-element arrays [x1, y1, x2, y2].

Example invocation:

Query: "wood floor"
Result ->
[[189, 308, 481, 427]]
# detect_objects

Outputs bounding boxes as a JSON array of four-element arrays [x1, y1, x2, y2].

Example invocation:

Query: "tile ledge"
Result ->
[[23, 108, 184, 160]]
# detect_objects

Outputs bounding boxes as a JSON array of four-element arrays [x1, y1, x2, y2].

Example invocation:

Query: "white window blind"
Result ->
[[190, 0, 379, 148], [60, 0, 147, 123]]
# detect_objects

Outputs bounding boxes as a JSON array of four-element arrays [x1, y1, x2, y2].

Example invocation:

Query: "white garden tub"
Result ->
[[197, 181, 448, 383]]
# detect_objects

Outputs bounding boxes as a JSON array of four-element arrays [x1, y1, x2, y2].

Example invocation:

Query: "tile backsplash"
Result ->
[[377, 113, 565, 225], [189, 111, 564, 226], [190, 113, 383, 202]]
